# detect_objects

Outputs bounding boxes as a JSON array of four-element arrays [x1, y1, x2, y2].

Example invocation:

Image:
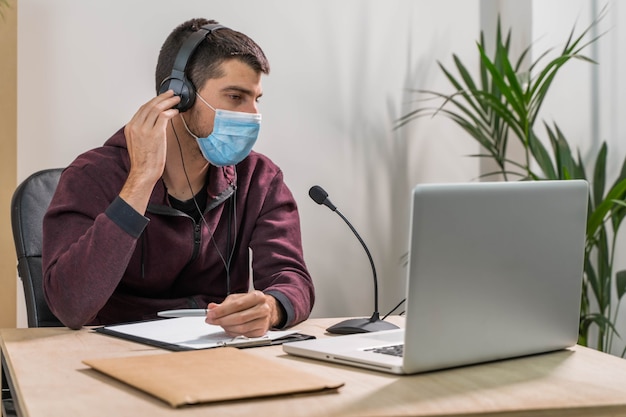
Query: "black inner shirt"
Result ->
[[169, 187, 208, 223]]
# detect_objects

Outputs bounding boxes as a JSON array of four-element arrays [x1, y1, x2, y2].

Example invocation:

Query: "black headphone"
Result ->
[[158, 23, 226, 112]]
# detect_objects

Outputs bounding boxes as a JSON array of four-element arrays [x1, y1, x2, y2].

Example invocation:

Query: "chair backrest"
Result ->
[[10, 168, 64, 327]]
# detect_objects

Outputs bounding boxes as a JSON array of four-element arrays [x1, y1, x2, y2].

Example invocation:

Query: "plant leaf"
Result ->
[[588, 178, 626, 239], [527, 130, 556, 179], [616, 270, 626, 301], [592, 142, 608, 208]]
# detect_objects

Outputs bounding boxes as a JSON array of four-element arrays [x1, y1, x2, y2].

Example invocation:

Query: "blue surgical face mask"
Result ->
[[181, 94, 261, 166]]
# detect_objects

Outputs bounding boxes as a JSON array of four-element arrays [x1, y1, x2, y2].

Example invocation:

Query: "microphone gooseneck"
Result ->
[[308, 185, 399, 334]]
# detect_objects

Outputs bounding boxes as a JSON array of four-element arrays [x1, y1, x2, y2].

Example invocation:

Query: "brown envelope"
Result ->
[[83, 347, 344, 407]]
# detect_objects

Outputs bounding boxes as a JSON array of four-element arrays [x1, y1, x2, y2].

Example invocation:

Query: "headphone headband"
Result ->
[[158, 23, 227, 112]]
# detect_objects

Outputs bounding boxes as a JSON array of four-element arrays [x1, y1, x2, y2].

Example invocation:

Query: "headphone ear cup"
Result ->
[[158, 23, 225, 113], [158, 76, 196, 112]]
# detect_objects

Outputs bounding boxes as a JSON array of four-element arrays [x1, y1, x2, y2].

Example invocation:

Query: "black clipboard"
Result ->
[[92, 318, 315, 351]]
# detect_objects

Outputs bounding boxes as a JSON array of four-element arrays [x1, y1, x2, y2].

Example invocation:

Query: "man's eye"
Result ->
[[228, 95, 241, 101]]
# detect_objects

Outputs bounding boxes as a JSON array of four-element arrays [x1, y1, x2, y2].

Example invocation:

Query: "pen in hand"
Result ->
[[157, 309, 208, 318]]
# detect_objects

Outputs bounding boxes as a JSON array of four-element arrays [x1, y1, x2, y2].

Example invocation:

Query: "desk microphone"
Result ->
[[308, 185, 399, 335]]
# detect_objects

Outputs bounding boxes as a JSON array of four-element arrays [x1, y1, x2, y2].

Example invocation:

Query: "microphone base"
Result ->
[[326, 316, 400, 335]]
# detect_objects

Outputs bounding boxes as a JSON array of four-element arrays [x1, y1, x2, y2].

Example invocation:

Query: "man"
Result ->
[[42, 18, 315, 337]]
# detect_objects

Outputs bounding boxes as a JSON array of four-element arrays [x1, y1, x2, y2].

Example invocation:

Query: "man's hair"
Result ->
[[155, 18, 270, 94]]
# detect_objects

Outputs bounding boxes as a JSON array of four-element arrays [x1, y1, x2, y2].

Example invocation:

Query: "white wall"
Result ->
[[24, 0, 624, 340]]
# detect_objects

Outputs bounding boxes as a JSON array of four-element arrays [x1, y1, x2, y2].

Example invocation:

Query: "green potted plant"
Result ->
[[396, 7, 626, 355]]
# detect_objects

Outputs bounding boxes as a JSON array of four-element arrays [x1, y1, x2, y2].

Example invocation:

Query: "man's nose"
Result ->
[[244, 102, 259, 114]]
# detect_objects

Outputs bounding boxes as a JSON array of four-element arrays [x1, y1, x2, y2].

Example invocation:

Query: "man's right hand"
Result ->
[[120, 90, 180, 214]]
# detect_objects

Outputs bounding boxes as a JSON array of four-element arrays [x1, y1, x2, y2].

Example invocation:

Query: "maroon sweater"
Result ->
[[42, 128, 314, 329]]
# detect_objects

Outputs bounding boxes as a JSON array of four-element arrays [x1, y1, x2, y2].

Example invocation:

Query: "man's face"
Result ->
[[188, 58, 263, 138]]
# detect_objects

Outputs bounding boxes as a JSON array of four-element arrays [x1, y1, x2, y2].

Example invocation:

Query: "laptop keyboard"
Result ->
[[365, 344, 404, 357]]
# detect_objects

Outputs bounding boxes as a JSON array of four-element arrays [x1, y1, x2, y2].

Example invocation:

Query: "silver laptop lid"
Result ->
[[402, 180, 588, 373]]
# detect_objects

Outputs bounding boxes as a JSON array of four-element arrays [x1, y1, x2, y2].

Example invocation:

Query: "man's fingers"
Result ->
[[130, 91, 180, 127], [221, 318, 268, 338], [207, 292, 265, 320], [205, 292, 271, 337]]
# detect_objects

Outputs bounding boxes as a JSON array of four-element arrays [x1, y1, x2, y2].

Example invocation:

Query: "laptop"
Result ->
[[284, 180, 589, 374]]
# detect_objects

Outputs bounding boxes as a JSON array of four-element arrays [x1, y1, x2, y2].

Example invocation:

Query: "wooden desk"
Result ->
[[2, 317, 626, 417]]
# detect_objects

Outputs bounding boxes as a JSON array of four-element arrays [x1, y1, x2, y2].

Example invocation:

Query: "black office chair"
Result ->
[[10, 168, 64, 328]]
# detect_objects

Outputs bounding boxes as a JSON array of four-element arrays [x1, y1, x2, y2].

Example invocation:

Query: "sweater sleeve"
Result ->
[[42, 167, 148, 329], [249, 170, 315, 328]]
